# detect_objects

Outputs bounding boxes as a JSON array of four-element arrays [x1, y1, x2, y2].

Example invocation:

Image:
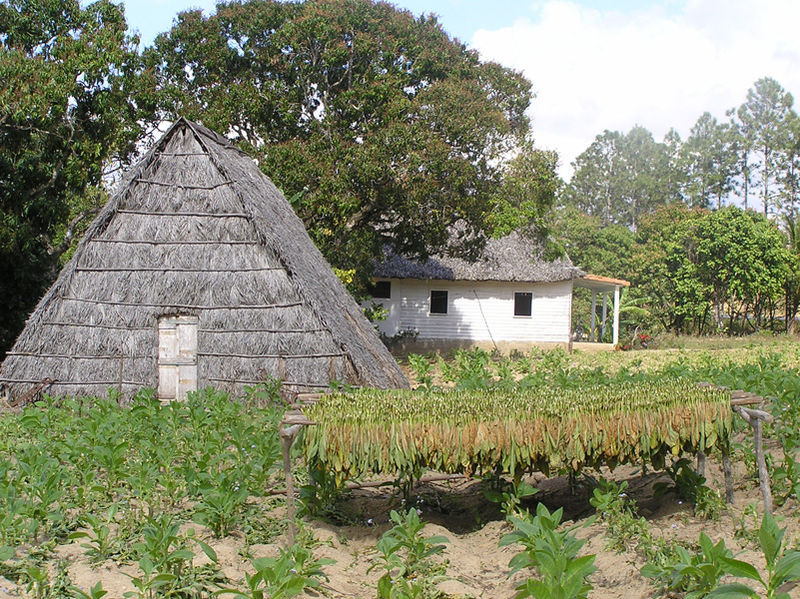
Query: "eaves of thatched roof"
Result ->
[[374, 231, 585, 283]]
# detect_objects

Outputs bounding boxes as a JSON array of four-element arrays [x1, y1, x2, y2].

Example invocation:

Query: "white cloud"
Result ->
[[472, 0, 800, 179]]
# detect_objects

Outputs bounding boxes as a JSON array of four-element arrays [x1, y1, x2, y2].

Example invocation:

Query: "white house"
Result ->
[[369, 232, 629, 351]]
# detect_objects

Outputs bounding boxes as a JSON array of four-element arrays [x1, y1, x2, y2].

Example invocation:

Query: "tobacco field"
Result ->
[[2, 342, 800, 597]]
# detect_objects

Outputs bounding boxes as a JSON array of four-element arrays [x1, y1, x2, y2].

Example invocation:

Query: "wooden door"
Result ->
[[158, 315, 198, 401]]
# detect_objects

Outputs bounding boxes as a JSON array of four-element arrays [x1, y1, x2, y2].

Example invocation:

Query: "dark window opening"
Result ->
[[514, 292, 532, 316], [369, 280, 391, 299], [430, 290, 448, 314]]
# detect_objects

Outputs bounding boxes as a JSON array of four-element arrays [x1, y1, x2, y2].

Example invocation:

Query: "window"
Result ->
[[430, 290, 448, 314], [514, 292, 532, 317], [369, 280, 391, 299]]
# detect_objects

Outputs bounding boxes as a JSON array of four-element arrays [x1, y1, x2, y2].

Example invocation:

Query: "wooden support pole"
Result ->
[[734, 405, 774, 514], [721, 445, 734, 504], [612, 285, 621, 346], [601, 292, 608, 340], [696, 450, 706, 479], [280, 424, 302, 546]]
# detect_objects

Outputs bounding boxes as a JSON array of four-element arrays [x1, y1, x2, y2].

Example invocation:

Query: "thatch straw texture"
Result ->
[[0, 118, 408, 400], [374, 231, 584, 283]]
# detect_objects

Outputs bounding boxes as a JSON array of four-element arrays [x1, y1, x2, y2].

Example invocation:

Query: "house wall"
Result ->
[[370, 279, 574, 344]]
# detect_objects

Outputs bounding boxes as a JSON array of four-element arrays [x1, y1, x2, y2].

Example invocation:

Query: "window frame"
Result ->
[[429, 289, 448, 315], [369, 280, 391, 299], [513, 291, 533, 317]]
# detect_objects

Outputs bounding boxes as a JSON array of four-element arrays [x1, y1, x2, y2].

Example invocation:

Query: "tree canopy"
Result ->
[[144, 0, 536, 273], [0, 0, 143, 352]]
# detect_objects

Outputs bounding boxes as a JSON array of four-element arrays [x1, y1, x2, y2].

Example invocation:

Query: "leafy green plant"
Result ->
[[23, 560, 71, 599], [125, 513, 220, 599], [407, 354, 435, 391], [641, 532, 732, 597], [243, 377, 283, 408], [654, 457, 725, 519], [500, 503, 597, 599], [218, 544, 333, 599], [484, 479, 539, 517], [734, 502, 761, 546], [192, 474, 249, 538], [370, 508, 449, 599], [68, 507, 119, 564], [590, 479, 677, 567], [298, 466, 349, 521], [710, 512, 800, 598]]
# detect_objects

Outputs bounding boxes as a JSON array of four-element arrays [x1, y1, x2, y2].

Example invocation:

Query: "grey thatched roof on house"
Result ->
[[0, 118, 408, 400], [374, 231, 584, 283]]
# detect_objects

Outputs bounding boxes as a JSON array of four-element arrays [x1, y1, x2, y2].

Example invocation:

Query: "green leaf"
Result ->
[[707, 582, 760, 599], [759, 512, 784, 568], [196, 539, 218, 563], [773, 551, 800, 587], [377, 574, 393, 599], [718, 556, 764, 584]]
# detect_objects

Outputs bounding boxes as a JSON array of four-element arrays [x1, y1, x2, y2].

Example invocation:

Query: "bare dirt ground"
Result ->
[[2, 436, 795, 599]]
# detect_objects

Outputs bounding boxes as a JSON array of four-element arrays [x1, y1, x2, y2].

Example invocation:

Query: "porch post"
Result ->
[[601, 292, 608, 340], [590, 291, 597, 342], [612, 285, 621, 346]]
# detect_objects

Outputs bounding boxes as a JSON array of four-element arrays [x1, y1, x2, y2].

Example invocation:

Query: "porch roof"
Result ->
[[574, 273, 631, 291]]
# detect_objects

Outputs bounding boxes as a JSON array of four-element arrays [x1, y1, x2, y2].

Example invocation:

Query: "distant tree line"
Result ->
[[559, 77, 800, 338], [563, 77, 800, 228]]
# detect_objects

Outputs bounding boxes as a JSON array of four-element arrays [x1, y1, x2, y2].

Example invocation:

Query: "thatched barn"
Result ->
[[0, 118, 408, 402]]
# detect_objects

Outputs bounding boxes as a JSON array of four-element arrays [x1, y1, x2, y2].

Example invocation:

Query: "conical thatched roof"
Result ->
[[0, 118, 408, 401]]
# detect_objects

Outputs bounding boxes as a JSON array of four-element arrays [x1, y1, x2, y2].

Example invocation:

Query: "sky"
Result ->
[[124, 0, 800, 179]]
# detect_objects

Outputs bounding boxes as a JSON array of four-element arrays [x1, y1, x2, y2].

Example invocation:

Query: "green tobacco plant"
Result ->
[[70, 582, 108, 599], [641, 532, 732, 597], [500, 503, 597, 599], [710, 512, 800, 598], [654, 457, 726, 519], [218, 544, 333, 599], [125, 513, 220, 599], [192, 473, 249, 538], [484, 479, 539, 517], [590, 479, 677, 566], [407, 354, 435, 391], [370, 508, 449, 599], [68, 507, 119, 564]]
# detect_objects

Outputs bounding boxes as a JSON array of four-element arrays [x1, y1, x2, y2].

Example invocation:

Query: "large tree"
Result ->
[[736, 77, 795, 217], [564, 126, 677, 230], [144, 0, 536, 276], [632, 206, 792, 334], [680, 112, 738, 209], [0, 0, 144, 353]]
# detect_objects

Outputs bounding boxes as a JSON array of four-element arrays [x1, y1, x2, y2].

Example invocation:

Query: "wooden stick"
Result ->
[[280, 424, 302, 547], [734, 405, 774, 514], [75, 266, 283, 273], [731, 397, 766, 407], [60, 296, 303, 310], [89, 239, 258, 245], [721, 445, 734, 504], [696, 450, 706, 479], [197, 351, 345, 360]]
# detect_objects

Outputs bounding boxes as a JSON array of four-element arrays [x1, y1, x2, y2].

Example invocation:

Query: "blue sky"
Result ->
[[123, 1, 800, 178]]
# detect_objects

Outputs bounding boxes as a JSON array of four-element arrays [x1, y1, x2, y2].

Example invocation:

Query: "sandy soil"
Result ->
[[2, 439, 797, 599]]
